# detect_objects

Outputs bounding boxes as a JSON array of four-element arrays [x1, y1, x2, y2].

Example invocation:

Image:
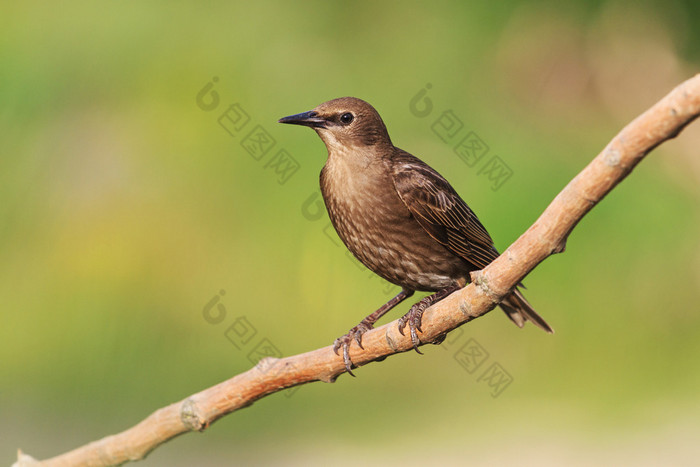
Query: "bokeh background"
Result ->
[[2, 1, 700, 465]]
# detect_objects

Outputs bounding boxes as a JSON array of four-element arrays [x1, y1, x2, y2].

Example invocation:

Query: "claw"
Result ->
[[332, 322, 373, 375], [355, 333, 364, 350], [409, 326, 423, 354], [397, 316, 408, 336], [332, 338, 342, 356], [396, 285, 460, 353], [342, 342, 355, 377], [398, 299, 429, 353], [333, 334, 356, 375]]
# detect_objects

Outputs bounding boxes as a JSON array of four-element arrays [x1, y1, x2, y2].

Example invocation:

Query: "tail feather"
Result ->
[[499, 288, 553, 333]]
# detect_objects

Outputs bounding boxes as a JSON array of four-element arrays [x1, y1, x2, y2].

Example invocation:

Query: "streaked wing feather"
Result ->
[[391, 150, 498, 269]]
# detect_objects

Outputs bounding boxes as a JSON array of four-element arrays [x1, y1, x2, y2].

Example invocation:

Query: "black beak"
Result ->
[[278, 110, 327, 129]]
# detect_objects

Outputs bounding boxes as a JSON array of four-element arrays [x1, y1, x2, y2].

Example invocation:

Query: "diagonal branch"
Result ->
[[15, 74, 700, 467]]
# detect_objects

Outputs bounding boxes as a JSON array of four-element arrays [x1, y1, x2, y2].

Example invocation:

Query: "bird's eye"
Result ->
[[339, 112, 354, 125]]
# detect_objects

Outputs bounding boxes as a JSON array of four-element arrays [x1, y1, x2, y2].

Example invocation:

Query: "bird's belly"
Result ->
[[326, 191, 467, 292]]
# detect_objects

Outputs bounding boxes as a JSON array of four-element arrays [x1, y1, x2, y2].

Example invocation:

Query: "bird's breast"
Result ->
[[319, 154, 466, 291]]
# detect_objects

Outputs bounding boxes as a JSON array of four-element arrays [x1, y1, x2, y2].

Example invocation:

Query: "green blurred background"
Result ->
[[2, 1, 700, 465]]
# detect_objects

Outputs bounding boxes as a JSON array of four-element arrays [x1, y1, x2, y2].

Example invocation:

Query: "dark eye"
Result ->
[[339, 112, 354, 125]]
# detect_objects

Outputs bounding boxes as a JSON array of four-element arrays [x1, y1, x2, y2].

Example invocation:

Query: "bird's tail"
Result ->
[[499, 288, 553, 334]]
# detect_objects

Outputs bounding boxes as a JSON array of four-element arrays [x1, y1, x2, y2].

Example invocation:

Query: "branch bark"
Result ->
[[15, 74, 700, 467]]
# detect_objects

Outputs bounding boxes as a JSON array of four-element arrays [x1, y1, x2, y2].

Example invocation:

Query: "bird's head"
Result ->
[[278, 97, 392, 153]]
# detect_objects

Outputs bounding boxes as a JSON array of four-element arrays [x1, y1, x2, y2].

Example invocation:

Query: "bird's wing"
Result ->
[[390, 150, 499, 269]]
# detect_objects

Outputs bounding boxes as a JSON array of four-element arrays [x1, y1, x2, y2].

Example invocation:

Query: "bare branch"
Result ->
[[15, 74, 700, 467]]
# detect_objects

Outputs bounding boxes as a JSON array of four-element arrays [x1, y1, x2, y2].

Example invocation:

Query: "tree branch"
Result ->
[[15, 74, 700, 467]]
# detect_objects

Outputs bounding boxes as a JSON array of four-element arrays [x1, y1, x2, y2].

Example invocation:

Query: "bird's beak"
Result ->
[[278, 110, 327, 129]]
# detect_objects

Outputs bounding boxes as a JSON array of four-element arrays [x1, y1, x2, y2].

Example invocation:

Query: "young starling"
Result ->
[[279, 97, 552, 373]]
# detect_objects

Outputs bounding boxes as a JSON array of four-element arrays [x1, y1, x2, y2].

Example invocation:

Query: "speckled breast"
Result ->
[[319, 159, 468, 292]]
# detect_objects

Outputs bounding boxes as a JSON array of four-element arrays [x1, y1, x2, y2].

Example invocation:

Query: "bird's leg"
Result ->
[[398, 284, 462, 353], [333, 288, 414, 375]]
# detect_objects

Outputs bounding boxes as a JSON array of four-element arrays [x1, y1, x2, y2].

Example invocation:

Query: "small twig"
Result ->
[[15, 74, 700, 467]]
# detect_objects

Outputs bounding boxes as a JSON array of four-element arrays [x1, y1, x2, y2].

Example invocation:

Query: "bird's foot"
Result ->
[[398, 298, 433, 354], [398, 285, 461, 353], [332, 321, 374, 376]]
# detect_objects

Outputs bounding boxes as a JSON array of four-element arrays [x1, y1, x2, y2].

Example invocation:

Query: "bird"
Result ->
[[279, 97, 552, 374]]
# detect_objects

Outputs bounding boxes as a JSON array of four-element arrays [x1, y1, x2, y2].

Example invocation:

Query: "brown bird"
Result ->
[[279, 97, 552, 374]]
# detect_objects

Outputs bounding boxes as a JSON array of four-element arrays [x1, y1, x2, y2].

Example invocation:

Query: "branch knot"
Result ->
[[470, 270, 501, 303], [181, 398, 207, 432]]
